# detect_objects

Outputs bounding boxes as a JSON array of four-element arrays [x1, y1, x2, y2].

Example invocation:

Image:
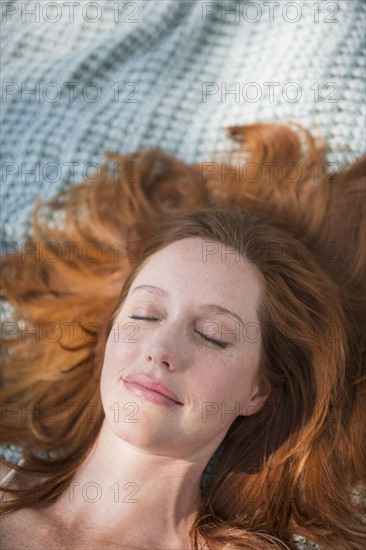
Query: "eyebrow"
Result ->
[[131, 284, 245, 326]]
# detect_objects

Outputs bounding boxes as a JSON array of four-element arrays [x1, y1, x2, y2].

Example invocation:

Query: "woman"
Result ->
[[1, 123, 365, 549]]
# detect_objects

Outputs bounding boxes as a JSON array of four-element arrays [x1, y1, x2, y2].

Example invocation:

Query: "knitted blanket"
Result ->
[[1, 1, 365, 548], [1, 0, 365, 243]]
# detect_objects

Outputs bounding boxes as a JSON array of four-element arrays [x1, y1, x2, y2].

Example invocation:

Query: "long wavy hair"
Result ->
[[1, 123, 365, 550]]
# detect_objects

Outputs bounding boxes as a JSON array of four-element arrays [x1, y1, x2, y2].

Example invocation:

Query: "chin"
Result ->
[[104, 414, 184, 453], [101, 390, 176, 445]]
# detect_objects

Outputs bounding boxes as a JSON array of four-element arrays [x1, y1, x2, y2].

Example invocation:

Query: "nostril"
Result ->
[[148, 354, 173, 370]]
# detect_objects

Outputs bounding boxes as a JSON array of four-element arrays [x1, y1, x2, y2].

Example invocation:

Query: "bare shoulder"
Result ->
[[0, 462, 51, 550], [0, 506, 51, 549]]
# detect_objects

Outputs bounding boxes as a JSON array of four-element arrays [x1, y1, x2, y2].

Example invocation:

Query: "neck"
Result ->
[[46, 419, 216, 548]]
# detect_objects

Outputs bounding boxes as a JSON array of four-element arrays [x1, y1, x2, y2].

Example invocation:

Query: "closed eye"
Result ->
[[194, 331, 228, 349], [129, 315, 159, 322], [128, 316, 229, 349]]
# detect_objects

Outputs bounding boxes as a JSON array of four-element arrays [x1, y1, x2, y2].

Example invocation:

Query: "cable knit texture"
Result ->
[[1, 1, 365, 548]]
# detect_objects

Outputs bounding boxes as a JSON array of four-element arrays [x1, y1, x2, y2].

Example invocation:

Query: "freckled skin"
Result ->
[[1, 238, 271, 550], [101, 237, 270, 456]]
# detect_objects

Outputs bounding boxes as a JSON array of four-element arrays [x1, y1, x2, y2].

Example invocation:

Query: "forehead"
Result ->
[[130, 238, 264, 320]]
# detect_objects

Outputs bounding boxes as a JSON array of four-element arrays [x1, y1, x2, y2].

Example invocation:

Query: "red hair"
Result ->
[[1, 123, 365, 549]]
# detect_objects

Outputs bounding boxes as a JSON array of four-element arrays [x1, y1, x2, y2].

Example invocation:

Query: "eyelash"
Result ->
[[128, 315, 228, 349]]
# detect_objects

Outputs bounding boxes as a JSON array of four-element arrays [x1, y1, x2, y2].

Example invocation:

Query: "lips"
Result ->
[[123, 373, 183, 405]]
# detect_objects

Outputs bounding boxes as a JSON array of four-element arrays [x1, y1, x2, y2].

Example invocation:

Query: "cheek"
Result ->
[[190, 360, 252, 418], [100, 333, 143, 436], [100, 328, 140, 393]]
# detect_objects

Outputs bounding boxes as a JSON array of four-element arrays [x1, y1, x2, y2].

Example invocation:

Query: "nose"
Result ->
[[144, 325, 181, 371], [146, 342, 175, 370]]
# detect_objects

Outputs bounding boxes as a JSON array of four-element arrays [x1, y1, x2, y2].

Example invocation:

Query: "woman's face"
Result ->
[[100, 237, 270, 458]]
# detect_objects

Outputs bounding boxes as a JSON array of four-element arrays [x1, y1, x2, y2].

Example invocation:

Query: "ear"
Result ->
[[241, 377, 271, 417]]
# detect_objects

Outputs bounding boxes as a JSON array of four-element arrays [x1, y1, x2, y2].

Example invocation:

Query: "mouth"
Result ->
[[122, 373, 183, 407]]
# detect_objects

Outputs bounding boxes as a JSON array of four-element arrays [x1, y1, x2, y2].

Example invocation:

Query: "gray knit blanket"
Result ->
[[1, 1, 365, 548]]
